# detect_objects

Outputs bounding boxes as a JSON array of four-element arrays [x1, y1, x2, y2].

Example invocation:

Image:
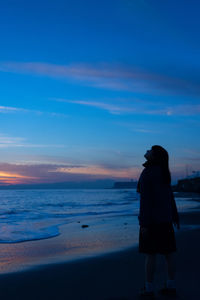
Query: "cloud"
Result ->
[[179, 148, 200, 162], [52, 165, 139, 179], [0, 134, 66, 149], [0, 135, 26, 147], [181, 157, 200, 162], [0, 105, 68, 118], [114, 121, 161, 135], [55, 98, 200, 116], [55, 98, 135, 114], [1, 61, 200, 96], [0, 162, 140, 185], [0, 171, 36, 185], [0, 162, 84, 185], [0, 159, 194, 185], [132, 128, 156, 133], [0, 105, 28, 113], [165, 104, 200, 116], [3, 101, 199, 118]]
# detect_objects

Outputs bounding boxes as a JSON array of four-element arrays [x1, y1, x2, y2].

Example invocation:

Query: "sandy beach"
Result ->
[[0, 207, 199, 300]]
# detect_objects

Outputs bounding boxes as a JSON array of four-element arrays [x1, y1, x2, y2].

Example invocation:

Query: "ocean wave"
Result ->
[[0, 209, 32, 216], [0, 189, 197, 244], [0, 225, 60, 244], [0, 210, 18, 215]]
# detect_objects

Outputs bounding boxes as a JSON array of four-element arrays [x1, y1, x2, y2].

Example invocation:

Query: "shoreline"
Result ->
[[0, 193, 199, 275], [0, 208, 199, 299], [0, 214, 139, 274]]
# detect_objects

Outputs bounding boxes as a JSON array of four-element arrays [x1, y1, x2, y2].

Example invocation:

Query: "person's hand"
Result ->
[[173, 221, 180, 230]]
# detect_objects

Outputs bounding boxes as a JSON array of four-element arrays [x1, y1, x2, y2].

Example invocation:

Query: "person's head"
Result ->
[[144, 145, 171, 184]]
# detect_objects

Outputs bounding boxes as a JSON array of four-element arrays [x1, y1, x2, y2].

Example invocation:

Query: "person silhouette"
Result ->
[[137, 145, 180, 299]]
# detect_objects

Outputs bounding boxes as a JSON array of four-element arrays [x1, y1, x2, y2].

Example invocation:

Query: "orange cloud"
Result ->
[[53, 165, 139, 179], [0, 162, 141, 185], [0, 171, 36, 185]]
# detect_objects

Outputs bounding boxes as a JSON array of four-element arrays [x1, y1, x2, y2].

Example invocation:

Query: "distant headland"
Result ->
[[173, 176, 200, 193], [0, 179, 139, 190], [112, 180, 137, 189]]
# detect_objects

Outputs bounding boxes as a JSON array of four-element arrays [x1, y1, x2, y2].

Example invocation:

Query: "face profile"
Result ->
[[144, 148, 153, 161]]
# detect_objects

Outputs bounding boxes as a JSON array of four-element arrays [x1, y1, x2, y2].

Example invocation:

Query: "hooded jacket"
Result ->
[[137, 161, 179, 227]]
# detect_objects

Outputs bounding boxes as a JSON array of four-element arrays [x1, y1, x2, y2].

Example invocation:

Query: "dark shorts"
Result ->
[[139, 222, 176, 254]]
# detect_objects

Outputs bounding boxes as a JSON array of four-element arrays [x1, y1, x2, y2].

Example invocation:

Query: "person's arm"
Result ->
[[170, 188, 180, 229], [138, 169, 154, 226], [137, 177, 141, 223]]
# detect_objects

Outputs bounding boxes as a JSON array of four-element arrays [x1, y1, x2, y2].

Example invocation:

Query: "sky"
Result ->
[[0, 0, 200, 185]]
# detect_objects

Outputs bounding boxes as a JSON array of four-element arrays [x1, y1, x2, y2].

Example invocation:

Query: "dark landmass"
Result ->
[[0, 179, 115, 190], [113, 181, 137, 189], [173, 177, 200, 193]]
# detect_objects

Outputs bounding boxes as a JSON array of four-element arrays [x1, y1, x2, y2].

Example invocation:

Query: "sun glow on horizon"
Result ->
[[0, 171, 37, 185], [0, 1, 199, 182]]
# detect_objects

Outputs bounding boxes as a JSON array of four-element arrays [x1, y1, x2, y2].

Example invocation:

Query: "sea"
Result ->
[[0, 188, 199, 274], [0, 188, 199, 244]]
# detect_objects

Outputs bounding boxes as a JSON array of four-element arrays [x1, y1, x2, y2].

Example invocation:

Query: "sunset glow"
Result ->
[[0, 0, 199, 185], [0, 172, 36, 185], [54, 166, 140, 179]]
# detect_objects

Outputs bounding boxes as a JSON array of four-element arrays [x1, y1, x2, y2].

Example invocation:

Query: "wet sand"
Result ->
[[0, 209, 199, 299]]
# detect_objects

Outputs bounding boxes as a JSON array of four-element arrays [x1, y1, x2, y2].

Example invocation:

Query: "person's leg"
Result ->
[[164, 253, 176, 290], [144, 254, 156, 292], [145, 254, 156, 282], [164, 253, 176, 280]]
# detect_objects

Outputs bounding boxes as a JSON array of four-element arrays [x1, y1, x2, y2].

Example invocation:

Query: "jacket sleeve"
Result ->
[[138, 169, 154, 226], [170, 188, 179, 224]]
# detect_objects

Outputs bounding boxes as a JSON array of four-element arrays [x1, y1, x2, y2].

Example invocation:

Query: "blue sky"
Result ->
[[0, 0, 200, 184]]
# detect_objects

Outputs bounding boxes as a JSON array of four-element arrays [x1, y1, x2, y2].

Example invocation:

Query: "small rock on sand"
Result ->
[[81, 225, 89, 228]]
